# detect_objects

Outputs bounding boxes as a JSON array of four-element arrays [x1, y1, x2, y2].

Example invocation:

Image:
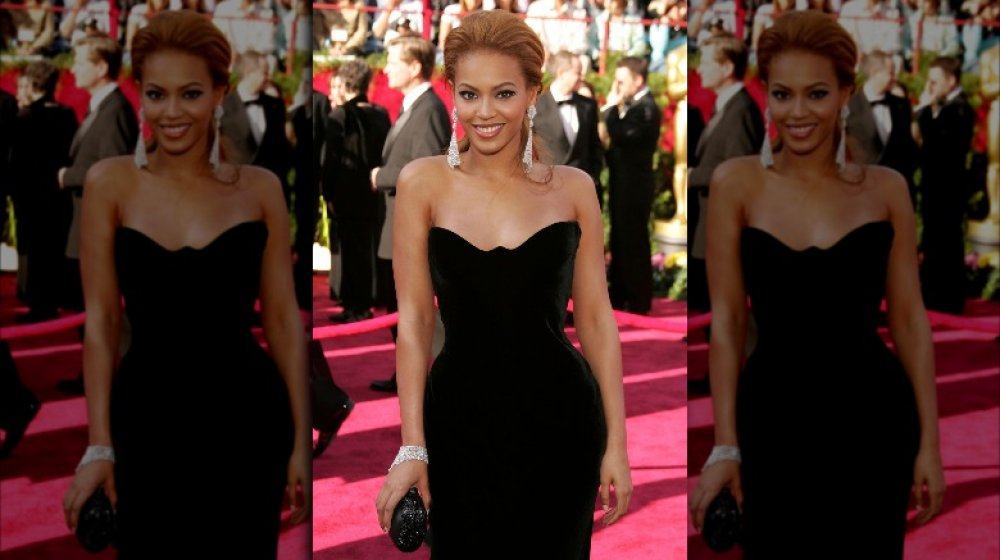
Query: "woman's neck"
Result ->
[[146, 137, 215, 181], [774, 134, 840, 180]]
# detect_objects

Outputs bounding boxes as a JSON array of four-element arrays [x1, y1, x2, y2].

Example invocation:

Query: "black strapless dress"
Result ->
[[110, 221, 294, 558], [424, 220, 608, 559], [736, 220, 921, 558]]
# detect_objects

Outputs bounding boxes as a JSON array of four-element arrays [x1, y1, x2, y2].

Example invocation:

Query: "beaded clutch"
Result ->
[[76, 488, 116, 552], [390, 488, 427, 552], [703, 488, 741, 552]]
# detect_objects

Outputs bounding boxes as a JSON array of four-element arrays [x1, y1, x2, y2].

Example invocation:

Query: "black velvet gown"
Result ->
[[110, 220, 294, 558], [737, 220, 921, 558], [424, 220, 608, 559]]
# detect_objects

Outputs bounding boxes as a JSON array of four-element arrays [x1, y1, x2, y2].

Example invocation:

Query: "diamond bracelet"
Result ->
[[702, 445, 741, 472], [77, 445, 115, 472], [389, 445, 429, 472]]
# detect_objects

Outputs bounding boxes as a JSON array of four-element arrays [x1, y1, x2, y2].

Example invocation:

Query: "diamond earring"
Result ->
[[447, 106, 460, 169], [522, 104, 536, 172]]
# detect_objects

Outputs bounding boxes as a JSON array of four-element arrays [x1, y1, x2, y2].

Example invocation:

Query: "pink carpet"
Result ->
[[313, 276, 688, 558], [0, 272, 310, 559], [686, 299, 1000, 559]]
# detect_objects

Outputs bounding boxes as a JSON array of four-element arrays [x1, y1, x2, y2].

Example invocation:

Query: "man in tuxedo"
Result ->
[[368, 36, 450, 392], [57, 33, 139, 394], [847, 51, 918, 205], [534, 50, 604, 206], [324, 60, 391, 324], [915, 56, 975, 314], [603, 56, 662, 315], [221, 51, 293, 203], [689, 33, 763, 314]]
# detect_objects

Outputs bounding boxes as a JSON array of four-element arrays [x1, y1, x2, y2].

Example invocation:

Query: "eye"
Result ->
[[183, 90, 204, 100], [144, 90, 163, 100], [808, 90, 829, 99], [458, 90, 477, 100], [496, 89, 516, 99], [770, 90, 789, 101]]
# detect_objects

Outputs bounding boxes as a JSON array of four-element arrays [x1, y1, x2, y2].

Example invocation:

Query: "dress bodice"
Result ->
[[427, 220, 580, 353], [114, 220, 267, 352], [741, 220, 894, 350]]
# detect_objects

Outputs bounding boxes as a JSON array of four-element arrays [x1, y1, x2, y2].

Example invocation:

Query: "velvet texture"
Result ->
[[424, 220, 607, 559], [736, 220, 921, 558], [110, 221, 294, 558]]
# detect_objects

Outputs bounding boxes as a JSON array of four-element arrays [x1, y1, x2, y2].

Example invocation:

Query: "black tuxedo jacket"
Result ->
[[916, 91, 975, 217], [604, 92, 662, 191], [373, 86, 450, 259], [221, 91, 293, 185], [324, 94, 391, 219], [688, 87, 763, 190], [534, 90, 604, 191], [847, 91, 918, 186]]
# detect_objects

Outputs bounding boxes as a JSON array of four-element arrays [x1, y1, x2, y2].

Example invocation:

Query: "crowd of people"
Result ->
[[0, 0, 310, 64]]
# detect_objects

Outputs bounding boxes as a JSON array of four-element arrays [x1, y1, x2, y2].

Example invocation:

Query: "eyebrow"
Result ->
[[144, 82, 206, 89], [456, 82, 519, 91], [770, 81, 833, 89]]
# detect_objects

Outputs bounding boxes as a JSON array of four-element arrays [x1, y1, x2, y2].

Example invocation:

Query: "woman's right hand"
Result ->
[[688, 460, 742, 533], [375, 460, 430, 532], [63, 460, 116, 532]]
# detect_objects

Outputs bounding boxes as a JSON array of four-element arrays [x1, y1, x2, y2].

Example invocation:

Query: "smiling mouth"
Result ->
[[784, 123, 817, 140], [160, 124, 192, 139], [472, 123, 504, 138]]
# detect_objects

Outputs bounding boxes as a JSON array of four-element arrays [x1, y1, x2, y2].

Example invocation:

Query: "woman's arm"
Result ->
[[567, 167, 632, 526], [254, 167, 311, 521], [375, 158, 437, 530], [881, 167, 944, 523], [689, 159, 749, 531]]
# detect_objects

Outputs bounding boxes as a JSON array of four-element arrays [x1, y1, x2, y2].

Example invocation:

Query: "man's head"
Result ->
[[613, 56, 648, 101], [927, 56, 961, 101], [698, 32, 747, 91], [71, 33, 121, 91], [548, 51, 584, 97], [385, 36, 435, 93], [862, 51, 895, 95], [335, 59, 373, 102], [236, 51, 269, 93]]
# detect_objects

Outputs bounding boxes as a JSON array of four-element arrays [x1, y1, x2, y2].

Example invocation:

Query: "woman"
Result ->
[[437, 0, 481, 51], [61, 10, 310, 557], [689, 11, 944, 558], [125, 0, 168, 53], [374, 10, 632, 557], [10, 60, 77, 323]]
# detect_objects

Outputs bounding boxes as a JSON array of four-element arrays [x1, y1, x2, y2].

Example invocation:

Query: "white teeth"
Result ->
[[476, 125, 501, 133]]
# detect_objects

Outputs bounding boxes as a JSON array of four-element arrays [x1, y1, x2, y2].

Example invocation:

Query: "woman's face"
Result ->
[[765, 49, 850, 160], [452, 50, 537, 160], [140, 49, 224, 159]]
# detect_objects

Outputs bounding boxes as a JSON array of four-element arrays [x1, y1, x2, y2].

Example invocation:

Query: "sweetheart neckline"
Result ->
[[116, 220, 267, 253], [429, 220, 580, 253], [742, 220, 893, 253]]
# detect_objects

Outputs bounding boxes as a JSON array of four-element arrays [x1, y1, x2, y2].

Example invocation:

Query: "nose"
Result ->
[[475, 96, 495, 119], [165, 94, 183, 118], [790, 94, 808, 118]]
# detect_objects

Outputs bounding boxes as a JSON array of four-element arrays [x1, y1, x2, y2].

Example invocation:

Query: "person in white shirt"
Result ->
[[372, 0, 425, 43], [525, 0, 592, 62], [213, 0, 275, 56], [839, 0, 903, 56]]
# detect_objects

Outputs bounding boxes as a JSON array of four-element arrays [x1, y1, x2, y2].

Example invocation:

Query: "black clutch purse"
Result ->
[[76, 487, 116, 553], [389, 488, 427, 552], [703, 487, 741, 553]]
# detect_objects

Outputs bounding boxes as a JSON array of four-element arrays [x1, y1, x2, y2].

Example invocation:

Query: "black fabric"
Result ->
[[424, 220, 607, 558], [110, 221, 294, 558], [736, 221, 920, 558]]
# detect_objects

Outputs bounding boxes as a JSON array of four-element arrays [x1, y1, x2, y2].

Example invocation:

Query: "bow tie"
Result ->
[[556, 98, 575, 106], [870, 97, 890, 107], [244, 97, 264, 106]]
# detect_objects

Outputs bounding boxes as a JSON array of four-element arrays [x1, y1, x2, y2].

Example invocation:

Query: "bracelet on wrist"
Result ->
[[77, 445, 115, 471], [389, 445, 428, 472], [702, 445, 741, 472]]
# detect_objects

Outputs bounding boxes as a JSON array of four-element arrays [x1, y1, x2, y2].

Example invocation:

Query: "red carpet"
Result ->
[[0, 272, 309, 559], [313, 276, 688, 558], [686, 299, 1000, 559]]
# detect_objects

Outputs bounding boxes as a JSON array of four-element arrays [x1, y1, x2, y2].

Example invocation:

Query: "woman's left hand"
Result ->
[[599, 446, 633, 526], [287, 444, 312, 525], [912, 444, 945, 524]]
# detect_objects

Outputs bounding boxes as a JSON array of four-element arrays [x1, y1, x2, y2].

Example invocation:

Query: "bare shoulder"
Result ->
[[238, 164, 283, 193], [84, 156, 135, 201], [865, 164, 908, 197], [550, 164, 596, 199], [711, 156, 759, 202], [398, 155, 449, 200]]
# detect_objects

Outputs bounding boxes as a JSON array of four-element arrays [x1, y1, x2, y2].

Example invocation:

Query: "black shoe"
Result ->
[[0, 395, 41, 459], [57, 374, 84, 395], [313, 399, 355, 459], [15, 310, 60, 324], [370, 375, 397, 393], [329, 309, 374, 324]]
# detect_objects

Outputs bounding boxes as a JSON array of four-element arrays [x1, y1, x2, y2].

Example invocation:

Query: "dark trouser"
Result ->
[[336, 216, 377, 314], [608, 179, 654, 315], [62, 257, 84, 312], [920, 189, 966, 314], [0, 341, 36, 430]]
